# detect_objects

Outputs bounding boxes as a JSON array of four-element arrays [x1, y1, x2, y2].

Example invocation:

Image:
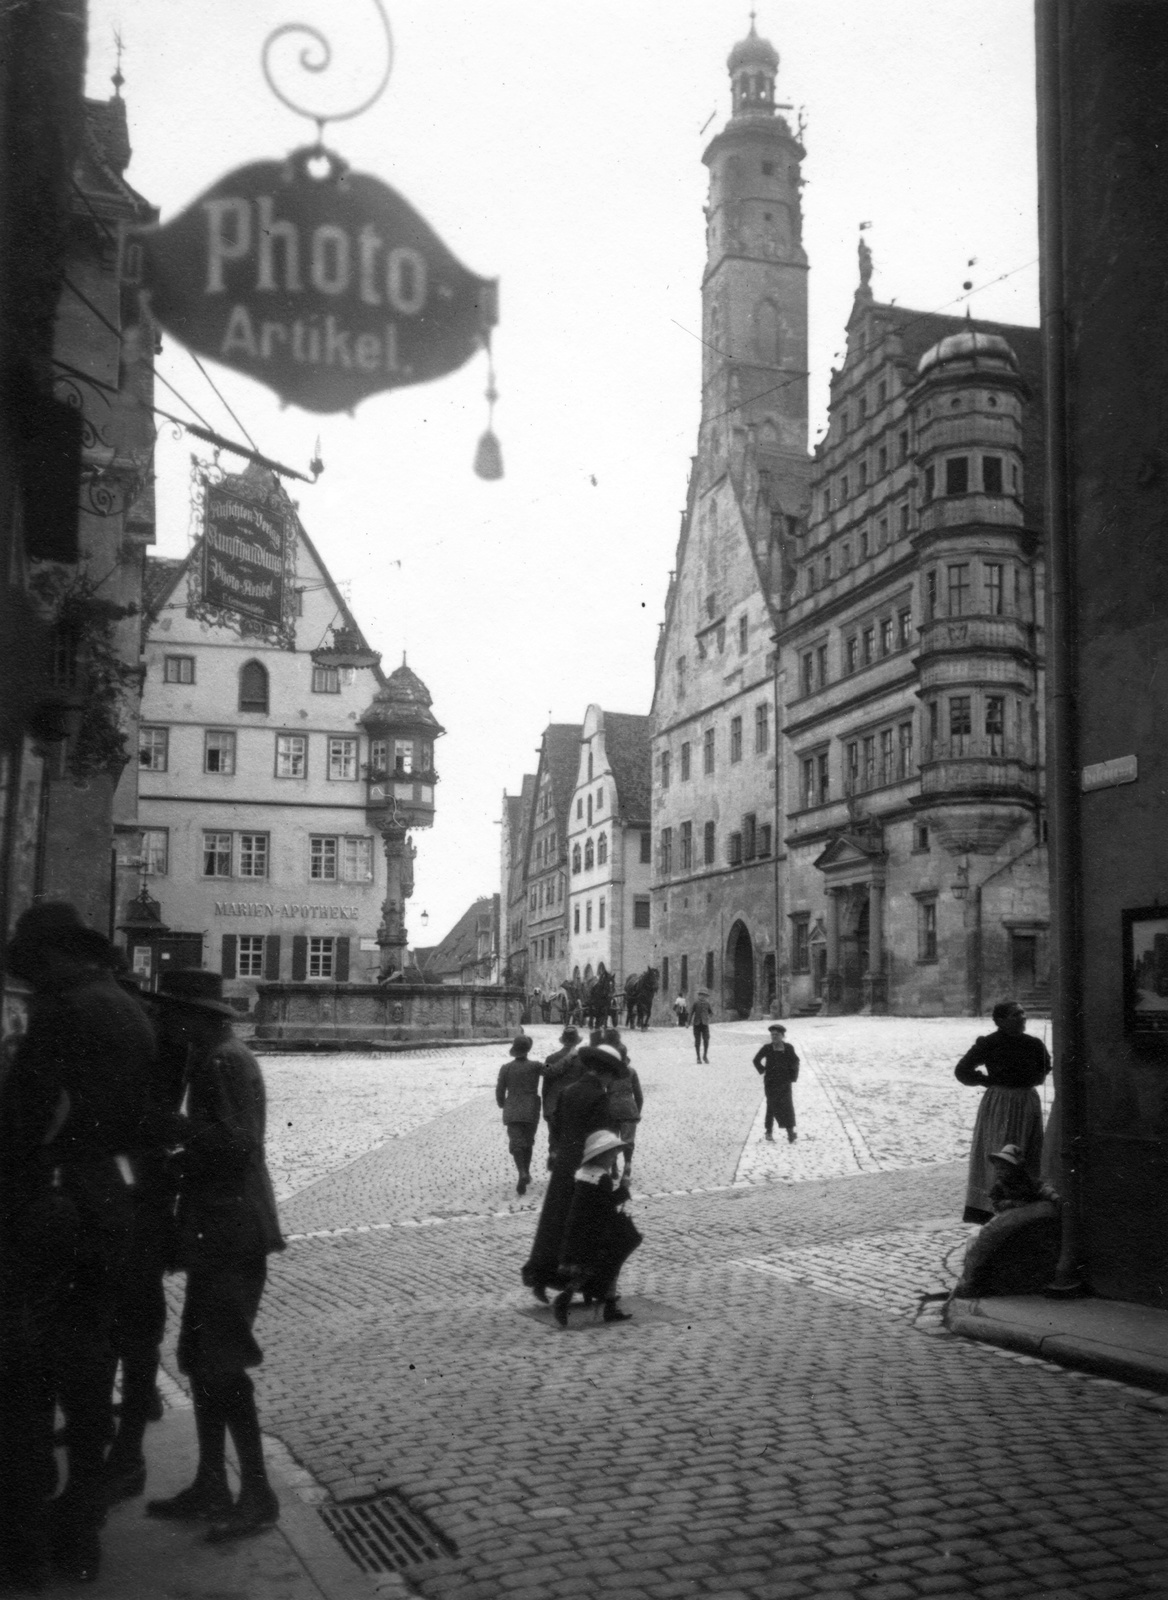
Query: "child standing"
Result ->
[[753, 1022, 800, 1143]]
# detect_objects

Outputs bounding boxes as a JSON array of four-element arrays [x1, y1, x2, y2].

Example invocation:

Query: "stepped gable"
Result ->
[[543, 723, 584, 829], [601, 711, 653, 825]]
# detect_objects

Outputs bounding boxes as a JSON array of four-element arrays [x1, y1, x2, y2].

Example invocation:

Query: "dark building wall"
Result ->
[[1039, 1, 1168, 1305]]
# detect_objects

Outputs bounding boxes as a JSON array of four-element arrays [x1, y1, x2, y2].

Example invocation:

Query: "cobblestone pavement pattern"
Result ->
[[165, 1022, 1164, 1599]]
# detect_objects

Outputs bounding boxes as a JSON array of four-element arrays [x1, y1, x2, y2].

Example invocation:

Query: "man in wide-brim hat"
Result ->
[[1, 902, 155, 1584], [145, 970, 285, 1544], [495, 1035, 543, 1196]]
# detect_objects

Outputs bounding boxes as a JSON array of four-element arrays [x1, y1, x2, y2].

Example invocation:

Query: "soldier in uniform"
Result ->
[[0, 902, 156, 1586], [144, 970, 286, 1543]]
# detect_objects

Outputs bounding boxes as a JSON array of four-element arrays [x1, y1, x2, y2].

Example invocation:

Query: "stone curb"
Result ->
[[253, 1037, 506, 1055], [156, 1370, 422, 1599], [944, 1297, 1168, 1395]]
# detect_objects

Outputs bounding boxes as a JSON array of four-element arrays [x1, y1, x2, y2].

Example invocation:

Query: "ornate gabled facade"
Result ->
[[649, 21, 808, 1020], [780, 286, 1049, 1016], [566, 707, 653, 988], [500, 774, 535, 986], [522, 722, 582, 996]]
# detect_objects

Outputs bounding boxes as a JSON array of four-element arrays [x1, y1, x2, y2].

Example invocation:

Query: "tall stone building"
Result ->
[[648, 22, 1048, 1020], [649, 22, 808, 1018], [522, 722, 581, 997], [566, 707, 653, 990], [781, 291, 1048, 1016], [500, 774, 535, 986]]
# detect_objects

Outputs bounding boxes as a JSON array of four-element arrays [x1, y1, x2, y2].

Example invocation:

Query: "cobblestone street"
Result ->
[[166, 1021, 1165, 1600]]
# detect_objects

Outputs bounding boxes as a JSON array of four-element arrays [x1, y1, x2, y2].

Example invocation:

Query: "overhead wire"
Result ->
[[673, 255, 1041, 428]]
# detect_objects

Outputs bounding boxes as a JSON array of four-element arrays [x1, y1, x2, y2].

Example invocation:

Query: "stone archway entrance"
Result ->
[[726, 920, 754, 1018]]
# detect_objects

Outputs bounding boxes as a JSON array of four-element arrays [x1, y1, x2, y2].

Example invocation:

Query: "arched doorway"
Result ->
[[726, 921, 754, 1018]]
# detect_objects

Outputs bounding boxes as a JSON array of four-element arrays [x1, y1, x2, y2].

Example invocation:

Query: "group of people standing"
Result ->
[[0, 902, 284, 1589], [497, 1027, 644, 1326]]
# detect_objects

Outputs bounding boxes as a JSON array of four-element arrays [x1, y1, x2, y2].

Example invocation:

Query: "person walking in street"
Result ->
[[0, 903, 157, 1587], [601, 1029, 644, 1181], [145, 970, 285, 1543], [521, 1043, 624, 1300], [542, 1027, 582, 1171], [954, 999, 1051, 1224], [553, 1130, 642, 1327], [673, 993, 689, 1027], [753, 1023, 800, 1143], [495, 1035, 543, 1195], [691, 989, 714, 1062]]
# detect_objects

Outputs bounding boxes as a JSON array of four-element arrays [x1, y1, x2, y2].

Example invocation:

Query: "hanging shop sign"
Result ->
[[190, 471, 297, 645], [134, 149, 497, 415]]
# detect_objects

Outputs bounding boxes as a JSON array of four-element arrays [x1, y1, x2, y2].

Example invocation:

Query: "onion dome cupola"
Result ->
[[360, 656, 445, 830], [728, 19, 780, 117]]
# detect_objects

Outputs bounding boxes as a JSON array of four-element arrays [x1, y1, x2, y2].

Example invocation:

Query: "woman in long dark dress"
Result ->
[[955, 999, 1051, 1223], [553, 1130, 641, 1326], [521, 1044, 623, 1298]]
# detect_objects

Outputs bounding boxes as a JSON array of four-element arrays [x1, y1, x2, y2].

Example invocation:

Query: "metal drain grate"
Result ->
[[319, 1489, 457, 1575]]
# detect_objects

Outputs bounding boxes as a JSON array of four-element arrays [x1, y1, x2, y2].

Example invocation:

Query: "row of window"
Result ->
[[570, 831, 652, 875], [137, 827, 374, 881], [575, 786, 605, 823], [659, 706, 769, 788], [139, 727, 432, 780], [795, 694, 1027, 811], [660, 951, 716, 999], [658, 816, 773, 876], [160, 656, 353, 703], [220, 933, 349, 981], [924, 560, 1023, 619], [789, 897, 939, 969], [820, 428, 911, 514], [530, 875, 565, 912], [922, 453, 1019, 503]]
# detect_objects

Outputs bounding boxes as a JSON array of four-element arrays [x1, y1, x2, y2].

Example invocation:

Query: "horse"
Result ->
[[584, 966, 614, 1032], [624, 966, 660, 1031]]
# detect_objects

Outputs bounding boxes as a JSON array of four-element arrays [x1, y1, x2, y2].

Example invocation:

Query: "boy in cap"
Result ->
[[988, 1144, 1058, 1214], [690, 989, 714, 1063], [145, 970, 285, 1543], [495, 1035, 543, 1194], [753, 1023, 800, 1143], [553, 1129, 642, 1327]]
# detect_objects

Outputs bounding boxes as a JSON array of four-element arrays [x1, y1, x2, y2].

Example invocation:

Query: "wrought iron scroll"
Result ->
[[262, 0, 393, 137]]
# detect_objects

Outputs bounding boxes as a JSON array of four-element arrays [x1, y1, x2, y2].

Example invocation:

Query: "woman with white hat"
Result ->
[[521, 1043, 624, 1300], [553, 1129, 642, 1327]]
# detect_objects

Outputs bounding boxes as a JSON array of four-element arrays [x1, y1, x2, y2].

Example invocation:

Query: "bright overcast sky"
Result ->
[[84, 1, 1039, 944]]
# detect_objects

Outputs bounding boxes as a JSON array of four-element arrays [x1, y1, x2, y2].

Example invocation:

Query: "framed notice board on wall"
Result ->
[[1122, 905, 1168, 1040]]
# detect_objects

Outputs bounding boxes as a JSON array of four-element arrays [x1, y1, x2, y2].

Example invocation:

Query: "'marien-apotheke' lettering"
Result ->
[[213, 902, 361, 919]]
